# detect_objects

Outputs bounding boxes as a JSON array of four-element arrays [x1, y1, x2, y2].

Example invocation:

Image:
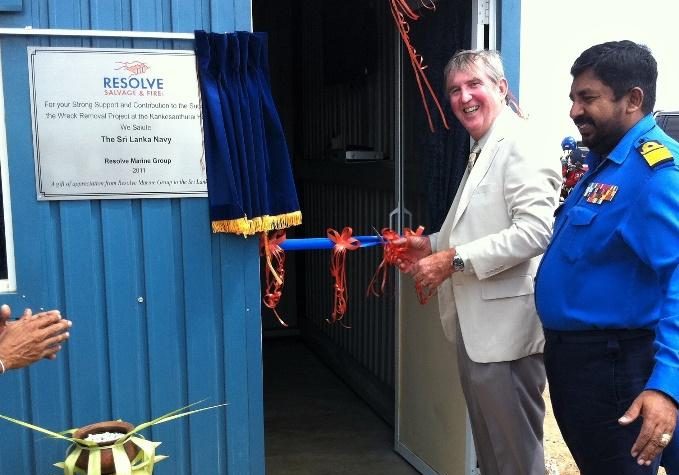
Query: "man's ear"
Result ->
[[498, 77, 509, 101], [627, 87, 644, 113]]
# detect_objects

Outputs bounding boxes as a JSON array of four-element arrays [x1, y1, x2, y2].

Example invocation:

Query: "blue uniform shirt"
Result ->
[[535, 114, 679, 402]]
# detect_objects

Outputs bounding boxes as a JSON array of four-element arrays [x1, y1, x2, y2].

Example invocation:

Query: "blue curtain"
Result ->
[[194, 30, 301, 235]]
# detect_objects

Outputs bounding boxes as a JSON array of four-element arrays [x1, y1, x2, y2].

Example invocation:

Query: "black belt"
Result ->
[[544, 328, 654, 343]]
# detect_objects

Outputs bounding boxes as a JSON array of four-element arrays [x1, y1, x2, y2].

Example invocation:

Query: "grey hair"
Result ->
[[444, 48, 524, 116], [444, 49, 506, 91]]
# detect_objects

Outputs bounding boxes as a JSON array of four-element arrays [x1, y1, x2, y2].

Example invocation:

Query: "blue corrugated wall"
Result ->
[[0, 1, 264, 475]]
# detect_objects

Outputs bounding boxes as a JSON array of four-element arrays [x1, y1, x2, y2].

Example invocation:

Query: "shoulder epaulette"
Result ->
[[637, 139, 674, 168]]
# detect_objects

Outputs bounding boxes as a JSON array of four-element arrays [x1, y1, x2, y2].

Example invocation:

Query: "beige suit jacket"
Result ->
[[431, 107, 561, 363]]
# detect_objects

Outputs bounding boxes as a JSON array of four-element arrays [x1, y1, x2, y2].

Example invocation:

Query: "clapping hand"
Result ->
[[0, 305, 72, 371]]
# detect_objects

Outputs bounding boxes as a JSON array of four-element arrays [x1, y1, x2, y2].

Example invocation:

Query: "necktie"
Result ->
[[467, 142, 481, 172]]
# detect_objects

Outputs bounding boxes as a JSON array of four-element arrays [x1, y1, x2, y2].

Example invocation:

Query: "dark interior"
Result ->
[[252, 0, 471, 468]]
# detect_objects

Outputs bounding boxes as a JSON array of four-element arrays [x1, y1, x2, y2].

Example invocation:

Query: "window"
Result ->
[[660, 114, 679, 142]]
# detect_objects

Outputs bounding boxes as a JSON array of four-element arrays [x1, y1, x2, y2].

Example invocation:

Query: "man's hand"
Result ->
[[0, 304, 8, 333], [410, 249, 456, 292], [619, 389, 678, 466], [392, 235, 432, 273], [0, 307, 72, 371], [0, 304, 31, 335]]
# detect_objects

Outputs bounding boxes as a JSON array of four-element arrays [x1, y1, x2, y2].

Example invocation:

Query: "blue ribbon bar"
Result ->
[[279, 235, 383, 251]]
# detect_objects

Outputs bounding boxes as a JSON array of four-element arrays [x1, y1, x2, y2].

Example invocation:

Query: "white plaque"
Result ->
[[28, 47, 207, 200]]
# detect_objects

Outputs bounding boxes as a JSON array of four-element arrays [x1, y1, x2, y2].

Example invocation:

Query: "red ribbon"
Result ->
[[366, 228, 403, 298], [388, 0, 449, 132], [327, 227, 361, 325], [366, 225, 433, 304], [260, 230, 288, 327]]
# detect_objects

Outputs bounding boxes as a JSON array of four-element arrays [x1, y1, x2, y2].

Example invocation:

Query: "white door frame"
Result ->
[[394, 1, 496, 474]]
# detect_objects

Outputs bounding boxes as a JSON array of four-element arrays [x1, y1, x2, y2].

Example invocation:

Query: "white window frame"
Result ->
[[0, 50, 17, 292]]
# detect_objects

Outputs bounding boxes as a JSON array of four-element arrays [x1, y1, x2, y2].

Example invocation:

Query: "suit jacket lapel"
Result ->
[[451, 111, 512, 229]]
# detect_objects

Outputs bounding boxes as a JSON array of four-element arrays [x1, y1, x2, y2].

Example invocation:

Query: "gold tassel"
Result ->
[[211, 211, 302, 236]]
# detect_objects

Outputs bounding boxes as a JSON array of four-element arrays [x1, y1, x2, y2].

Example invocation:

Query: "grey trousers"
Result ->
[[456, 321, 546, 475]]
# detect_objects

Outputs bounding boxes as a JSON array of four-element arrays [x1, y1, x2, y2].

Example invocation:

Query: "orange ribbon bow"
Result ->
[[260, 229, 288, 327], [366, 225, 433, 304], [366, 228, 403, 298], [327, 227, 361, 325]]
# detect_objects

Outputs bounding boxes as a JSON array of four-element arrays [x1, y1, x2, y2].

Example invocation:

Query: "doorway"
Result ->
[[253, 0, 476, 473], [263, 337, 418, 474], [253, 0, 404, 472]]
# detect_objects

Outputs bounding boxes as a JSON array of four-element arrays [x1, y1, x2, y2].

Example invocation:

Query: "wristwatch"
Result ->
[[452, 251, 465, 273]]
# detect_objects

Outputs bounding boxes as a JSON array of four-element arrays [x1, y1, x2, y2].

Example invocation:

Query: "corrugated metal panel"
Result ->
[[298, 0, 394, 162], [301, 178, 396, 389], [0, 1, 264, 475], [294, 0, 397, 406]]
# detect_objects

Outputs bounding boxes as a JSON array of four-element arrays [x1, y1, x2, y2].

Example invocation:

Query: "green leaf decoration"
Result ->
[[1, 401, 226, 475]]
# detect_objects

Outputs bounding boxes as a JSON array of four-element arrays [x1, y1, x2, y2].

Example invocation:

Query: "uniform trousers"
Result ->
[[544, 328, 661, 475], [456, 321, 546, 475]]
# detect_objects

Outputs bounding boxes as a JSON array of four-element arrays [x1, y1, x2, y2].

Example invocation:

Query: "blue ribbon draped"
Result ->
[[194, 30, 302, 235]]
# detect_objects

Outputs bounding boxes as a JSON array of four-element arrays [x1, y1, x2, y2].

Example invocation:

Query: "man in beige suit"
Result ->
[[397, 50, 561, 474]]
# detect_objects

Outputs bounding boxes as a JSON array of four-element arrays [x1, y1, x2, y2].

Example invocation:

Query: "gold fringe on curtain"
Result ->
[[211, 211, 302, 236]]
